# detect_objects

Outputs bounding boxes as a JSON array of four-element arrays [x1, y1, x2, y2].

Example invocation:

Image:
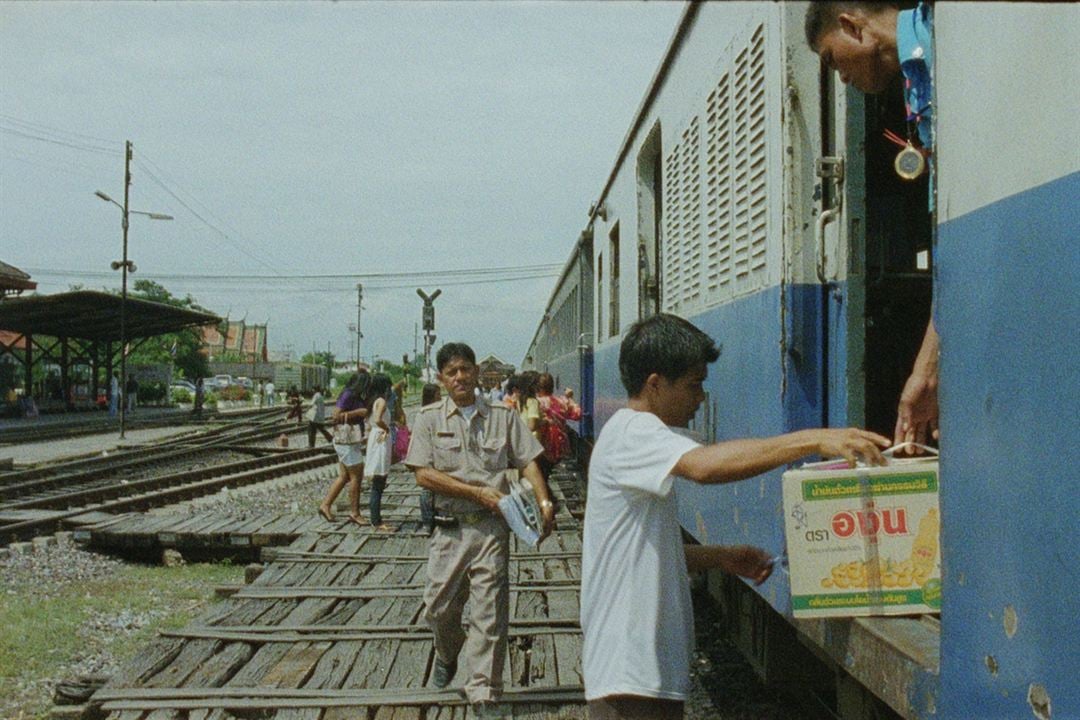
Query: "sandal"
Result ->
[[374, 523, 395, 533], [348, 514, 367, 527], [318, 506, 335, 522]]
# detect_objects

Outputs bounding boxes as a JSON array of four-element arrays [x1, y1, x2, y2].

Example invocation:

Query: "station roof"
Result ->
[[0, 290, 221, 342], [0, 260, 37, 293]]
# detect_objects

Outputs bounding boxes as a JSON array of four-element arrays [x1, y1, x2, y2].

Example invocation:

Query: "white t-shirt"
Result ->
[[581, 408, 702, 701]]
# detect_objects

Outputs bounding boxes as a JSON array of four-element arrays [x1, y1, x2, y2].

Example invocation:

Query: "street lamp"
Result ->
[[95, 142, 173, 439]]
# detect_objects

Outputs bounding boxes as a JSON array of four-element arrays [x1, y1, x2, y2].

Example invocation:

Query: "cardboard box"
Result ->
[[782, 458, 940, 618]]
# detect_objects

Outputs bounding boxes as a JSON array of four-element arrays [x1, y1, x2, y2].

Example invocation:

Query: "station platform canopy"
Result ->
[[0, 290, 221, 342]]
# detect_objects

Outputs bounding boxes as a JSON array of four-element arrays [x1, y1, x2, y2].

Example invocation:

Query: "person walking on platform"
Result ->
[[364, 373, 395, 532], [264, 380, 276, 407], [307, 385, 333, 447], [125, 375, 138, 413], [319, 371, 370, 524], [535, 372, 581, 475], [285, 384, 303, 424], [108, 371, 120, 417], [805, 1, 939, 453], [405, 343, 554, 711]]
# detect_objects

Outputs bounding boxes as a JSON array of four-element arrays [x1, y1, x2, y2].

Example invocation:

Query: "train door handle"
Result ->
[[816, 200, 843, 284], [815, 156, 845, 284]]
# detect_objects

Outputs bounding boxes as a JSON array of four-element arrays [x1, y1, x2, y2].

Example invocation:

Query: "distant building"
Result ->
[[477, 354, 514, 390], [0, 261, 36, 299], [202, 320, 268, 363]]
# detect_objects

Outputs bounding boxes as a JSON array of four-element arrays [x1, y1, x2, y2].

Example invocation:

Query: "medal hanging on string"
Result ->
[[885, 77, 928, 181]]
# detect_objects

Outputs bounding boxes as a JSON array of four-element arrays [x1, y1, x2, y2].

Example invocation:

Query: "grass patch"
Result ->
[[0, 560, 243, 720]]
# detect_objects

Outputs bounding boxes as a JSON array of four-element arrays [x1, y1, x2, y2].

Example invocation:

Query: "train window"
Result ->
[[636, 122, 663, 319], [609, 222, 620, 337], [597, 251, 604, 340]]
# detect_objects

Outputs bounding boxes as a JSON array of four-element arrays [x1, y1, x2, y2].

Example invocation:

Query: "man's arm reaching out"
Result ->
[[673, 427, 890, 485]]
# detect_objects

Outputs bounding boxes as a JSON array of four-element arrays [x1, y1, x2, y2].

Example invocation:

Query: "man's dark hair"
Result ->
[[619, 313, 720, 397], [435, 342, 476, 371], [804, 2, 898, 50]]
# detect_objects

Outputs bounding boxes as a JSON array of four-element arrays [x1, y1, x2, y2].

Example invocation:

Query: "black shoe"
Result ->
[[432, 656, 457, 688]]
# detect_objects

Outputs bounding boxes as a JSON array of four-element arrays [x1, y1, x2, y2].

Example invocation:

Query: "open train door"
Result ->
[[802, 12, 934, 438]]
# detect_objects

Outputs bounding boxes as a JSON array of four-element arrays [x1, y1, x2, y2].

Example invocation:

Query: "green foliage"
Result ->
[[172, 387, 193, 404], [301, 350, 335, 371], [139, 380, 168, 403], [124, 279, 212, 381]]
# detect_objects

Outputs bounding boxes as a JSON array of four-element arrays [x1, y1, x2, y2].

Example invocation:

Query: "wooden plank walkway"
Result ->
[[88, 467, 588, 719], [77, 473, 581, 560]]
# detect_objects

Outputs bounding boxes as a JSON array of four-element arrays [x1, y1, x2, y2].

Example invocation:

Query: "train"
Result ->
[[523, 3, 1079, 719]]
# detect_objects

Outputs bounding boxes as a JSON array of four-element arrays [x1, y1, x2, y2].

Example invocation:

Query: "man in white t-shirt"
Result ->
[[581, 313, 890, 719]]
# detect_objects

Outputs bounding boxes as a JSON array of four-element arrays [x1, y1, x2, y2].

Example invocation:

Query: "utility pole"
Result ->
[[355, 283, 363, 370], [119, 141, 131, 438], [96, 141, 172, 438]]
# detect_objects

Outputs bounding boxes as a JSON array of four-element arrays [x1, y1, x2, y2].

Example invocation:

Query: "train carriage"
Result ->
[[526, 2, 1079, 718]]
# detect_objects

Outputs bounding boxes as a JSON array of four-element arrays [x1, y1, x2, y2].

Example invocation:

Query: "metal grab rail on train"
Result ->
[[816, 156, 845, 284]]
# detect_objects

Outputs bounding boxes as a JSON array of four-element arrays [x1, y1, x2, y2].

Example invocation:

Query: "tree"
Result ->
[[125, 279, 212, 380], [301, 350, 335, 372]]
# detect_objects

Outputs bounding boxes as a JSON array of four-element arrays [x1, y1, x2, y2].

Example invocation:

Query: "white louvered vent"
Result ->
[[731, 43, 751, 281], [662, 139, 682, 312], [679, 117, 702, 309], [664, 21, 770, 313], [747, 25, 768, 274], [706, 73, 732, 293], [662, 118, 703, 313]]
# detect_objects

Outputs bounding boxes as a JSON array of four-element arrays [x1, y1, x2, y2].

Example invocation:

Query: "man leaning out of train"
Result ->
[[805, 1, 940, 454], [581, 313, 890, 720]]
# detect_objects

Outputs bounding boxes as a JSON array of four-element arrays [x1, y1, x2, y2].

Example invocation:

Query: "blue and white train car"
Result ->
[[526, 2, 1079, 718]]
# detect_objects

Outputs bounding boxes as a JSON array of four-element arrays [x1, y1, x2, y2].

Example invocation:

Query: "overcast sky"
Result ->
[[0, 0, 683, 368]]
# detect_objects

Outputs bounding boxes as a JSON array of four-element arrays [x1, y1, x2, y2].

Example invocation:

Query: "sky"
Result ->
[[0, 0, 684, 367]]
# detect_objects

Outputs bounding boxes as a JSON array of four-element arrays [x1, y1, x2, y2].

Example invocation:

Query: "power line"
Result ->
[[22, 263, 563, 282], [0, 113, 124, 146], [0, 125, 122, 157], [132, 160, 284, 275]]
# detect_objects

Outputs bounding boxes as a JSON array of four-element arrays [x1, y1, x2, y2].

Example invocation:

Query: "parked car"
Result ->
[[214, 374, 233, 389], [235, 376, 254, 389], [171, 380, 196, 393]]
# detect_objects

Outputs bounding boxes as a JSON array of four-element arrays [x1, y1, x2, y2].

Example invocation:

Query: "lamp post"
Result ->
[[96, 141, 173, 439]]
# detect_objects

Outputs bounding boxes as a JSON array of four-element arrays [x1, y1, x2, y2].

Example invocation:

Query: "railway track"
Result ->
[[0, 411, 331, 546], [0, 445, 336, 545]]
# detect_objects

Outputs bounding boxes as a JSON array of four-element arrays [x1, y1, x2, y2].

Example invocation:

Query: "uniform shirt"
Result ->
[[581, 408, 702, 701], [405, 395, 542, 516], [897, 1, 933, 149]]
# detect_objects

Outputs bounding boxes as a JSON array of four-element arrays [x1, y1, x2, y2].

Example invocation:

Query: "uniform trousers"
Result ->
[[423, 514, 509, 704]]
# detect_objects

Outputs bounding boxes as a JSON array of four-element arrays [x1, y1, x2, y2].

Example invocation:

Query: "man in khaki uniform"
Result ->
[[406, 342, 554, 708]]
